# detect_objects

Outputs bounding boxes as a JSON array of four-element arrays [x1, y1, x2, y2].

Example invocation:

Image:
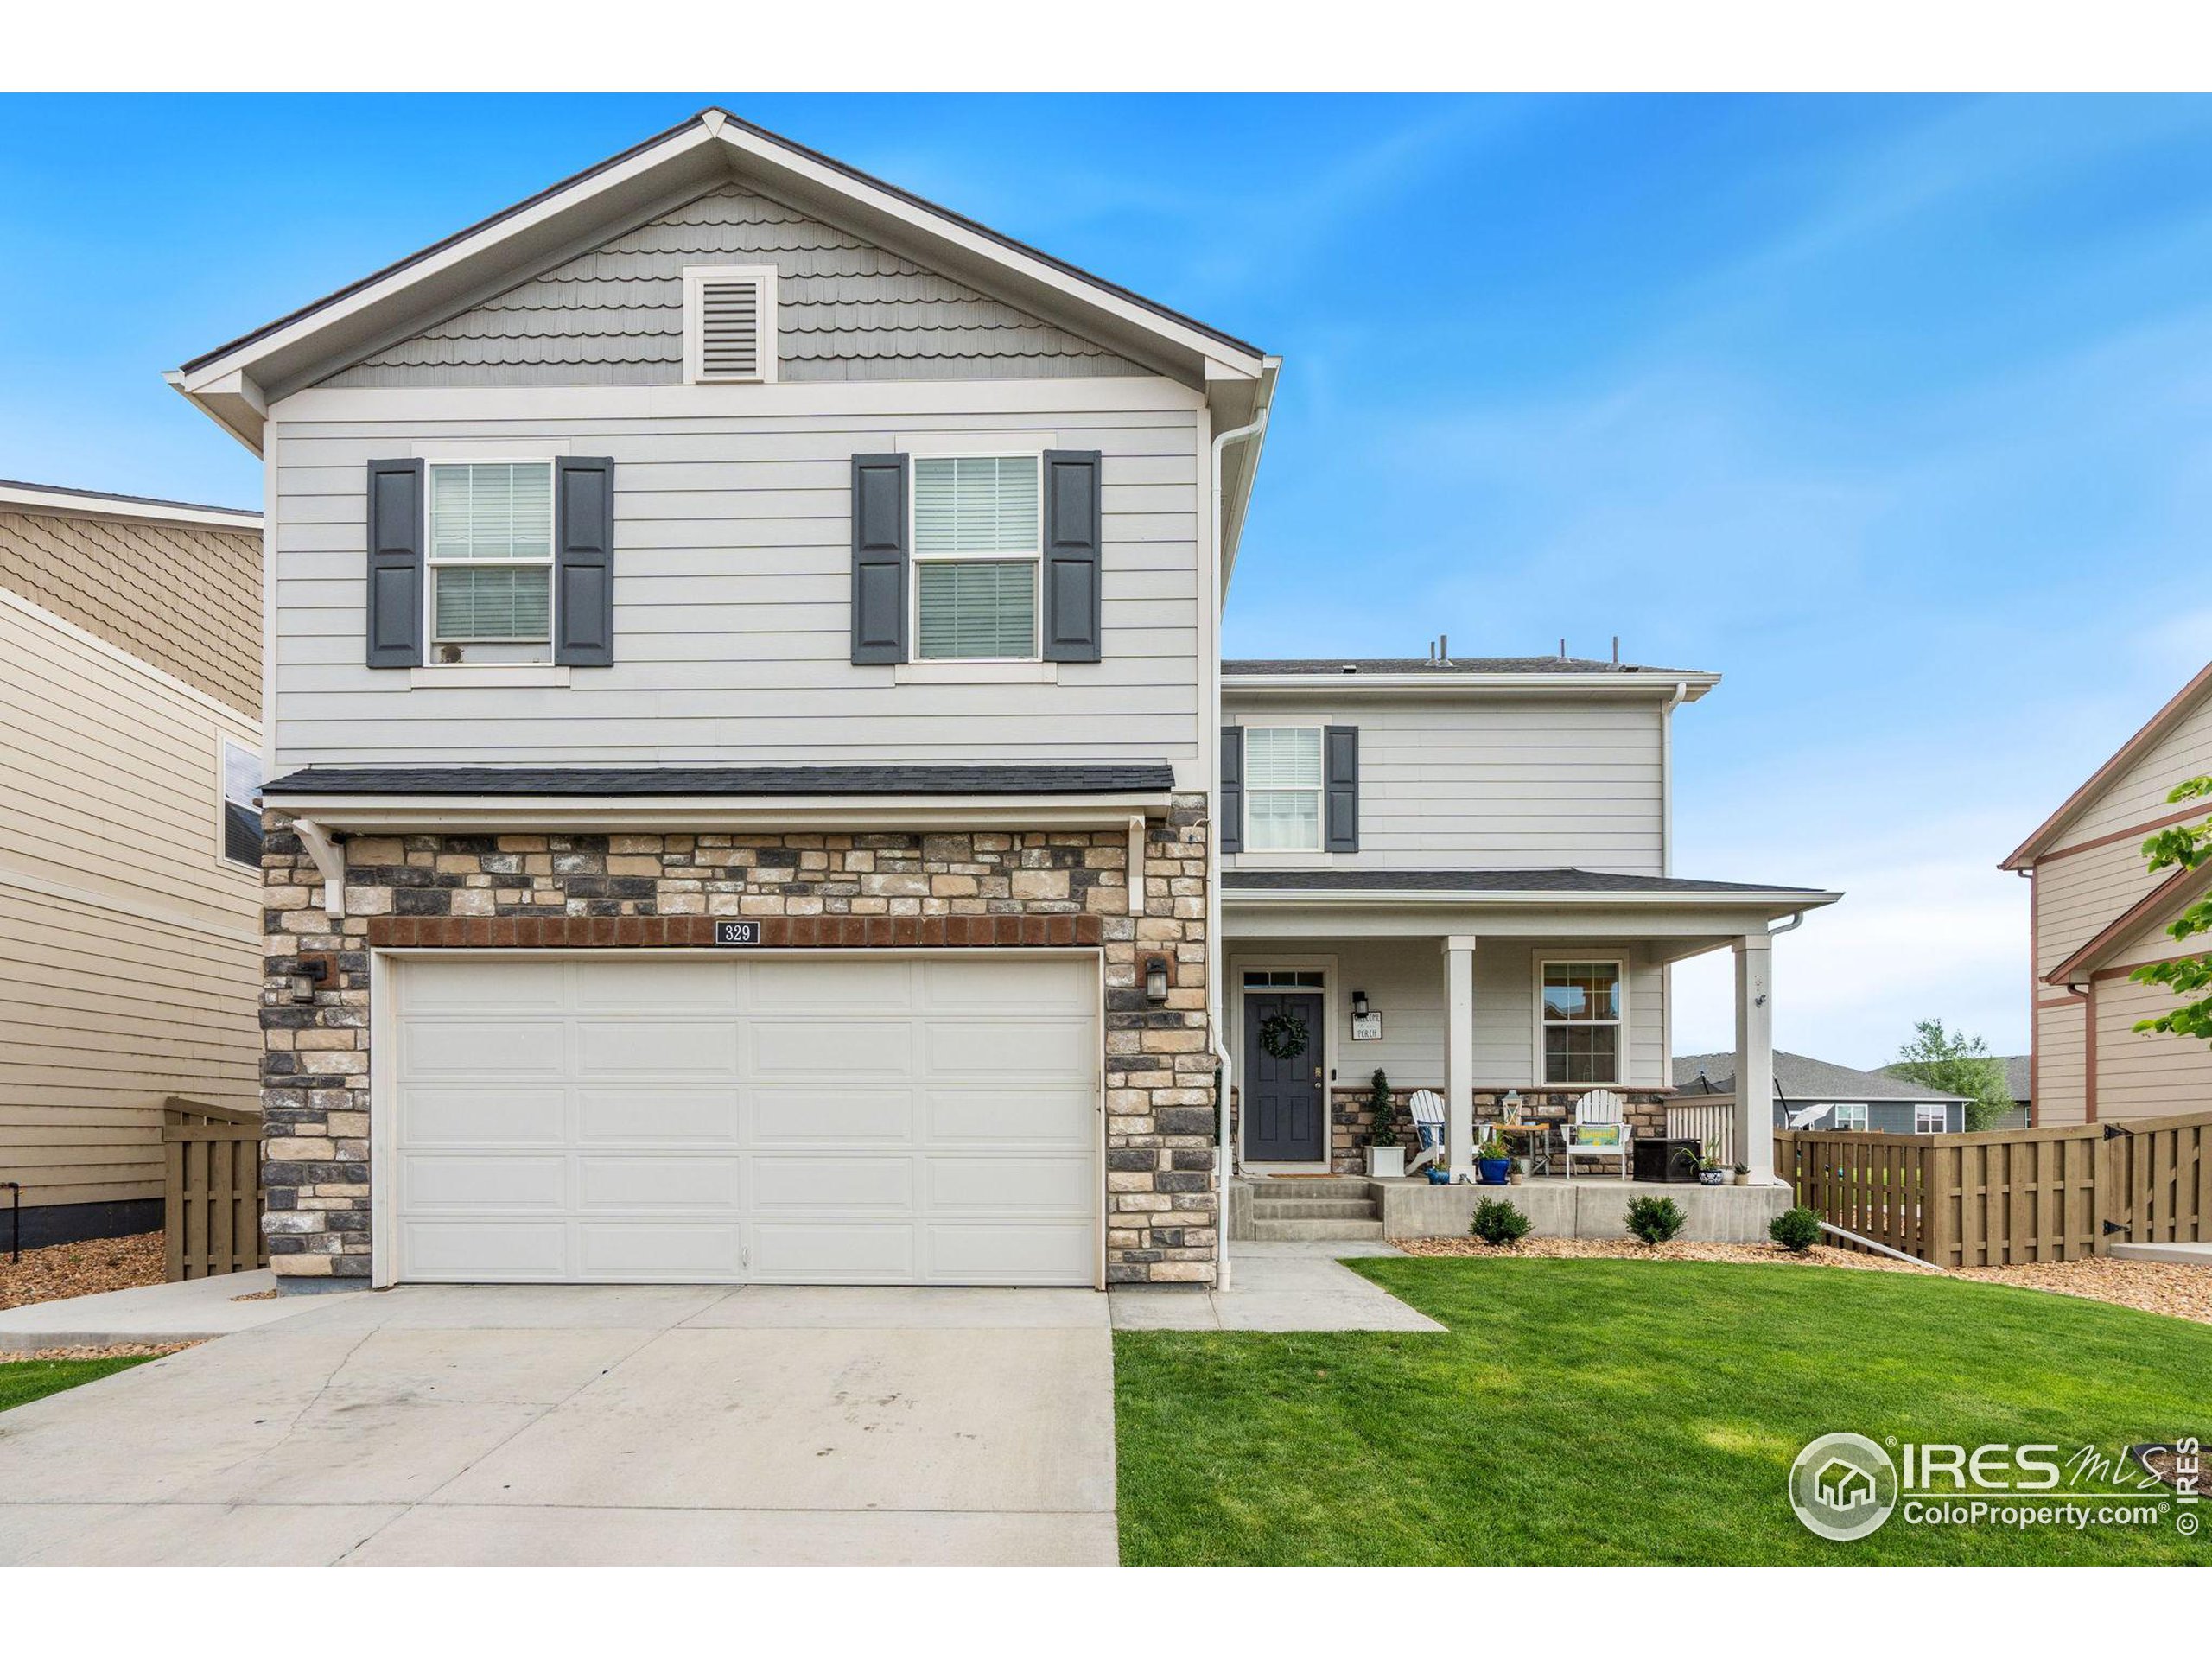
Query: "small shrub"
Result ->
[[1770, 1205, 1823, 1253], [1470, 1198, 1532, 1246], [1367, 1069, 1400, 1147], [1624, 1194, 1686, 1244]]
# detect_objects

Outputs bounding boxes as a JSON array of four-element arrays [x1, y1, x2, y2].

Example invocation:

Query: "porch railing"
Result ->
[[1666, 1100, 1736, 1167]]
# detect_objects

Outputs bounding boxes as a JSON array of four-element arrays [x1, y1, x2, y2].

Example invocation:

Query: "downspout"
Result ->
[[1208, 397, 1273, 1292], [1657, 681, 1689, 1079]]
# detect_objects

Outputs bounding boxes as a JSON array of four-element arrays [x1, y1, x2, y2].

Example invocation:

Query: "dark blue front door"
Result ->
[[1244, 991, 1325, 1161]]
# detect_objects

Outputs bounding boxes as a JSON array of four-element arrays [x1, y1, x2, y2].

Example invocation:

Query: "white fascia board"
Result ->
[[0, 479, 260, 533], [1221, 887, 1838, 909], [262, 791, 1176, 834], [1223, 671, 1721, 700]]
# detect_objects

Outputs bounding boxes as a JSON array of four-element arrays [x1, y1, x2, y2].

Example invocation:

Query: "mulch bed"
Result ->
[[0, 1231, 166, 1312], [3, 1343, 195, 1363], [1955, 1257, 2212, 1328]]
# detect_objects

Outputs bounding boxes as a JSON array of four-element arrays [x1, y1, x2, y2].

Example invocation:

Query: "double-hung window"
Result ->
[[220, 739, 263, 869], [428, 461, 554, 662], [1540, 959, 1623, 1084], [1243, 728, 1324, 852], [1831, 1103, 1869, 1131], [912, 454, 1039, 660], [1915, 1103, 1948, 1134]]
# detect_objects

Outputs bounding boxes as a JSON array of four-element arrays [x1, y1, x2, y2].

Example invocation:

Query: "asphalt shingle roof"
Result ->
[[1675, 1051, 1971, 1103], [264, 764, 1177, 798], [1224, 868, 1826, 896]]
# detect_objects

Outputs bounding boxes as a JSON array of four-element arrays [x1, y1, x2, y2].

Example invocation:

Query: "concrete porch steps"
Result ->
[[1243, 1179, 1385, 1243]]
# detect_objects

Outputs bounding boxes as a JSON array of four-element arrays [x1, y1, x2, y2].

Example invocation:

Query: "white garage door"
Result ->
[[388, 953, 1100, 1287]]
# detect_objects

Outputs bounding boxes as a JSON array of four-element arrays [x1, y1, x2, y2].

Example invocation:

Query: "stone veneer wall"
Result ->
[[1325, 1085, 1673, 1173], [257, 797, 1214, 1287]]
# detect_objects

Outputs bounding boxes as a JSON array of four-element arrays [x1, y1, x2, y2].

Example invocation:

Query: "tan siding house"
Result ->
[[2004, 663, 2212, 1125], [0, 481, 263, 1245]]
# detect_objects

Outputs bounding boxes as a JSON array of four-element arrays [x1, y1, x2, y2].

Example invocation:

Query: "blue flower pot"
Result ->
[[1478, 1157, 1512, 1186]]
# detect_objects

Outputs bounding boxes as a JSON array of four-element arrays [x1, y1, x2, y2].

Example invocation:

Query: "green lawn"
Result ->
[[0, 1354, 159, 1414], [1115, 1259, 2212, 1564]]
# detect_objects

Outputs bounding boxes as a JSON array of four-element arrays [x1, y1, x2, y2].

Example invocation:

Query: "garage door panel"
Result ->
[[403, 1154, 566, 1211], [924, 1017, 1096, 1077], [926, 1086, 1096, 1145], [751, 1020, 916, 1077], [927, 1154, 1095, 1213], [578, 1156, 742, 1211], [751, 1088, 914, 1144], [398, 1088, 566, 1143], [393, 954, 1099, 1287], [577, 1088, 742, 1142], [752, 1220, 918, 1281], [926, 1224, 1094, 1284], [579, 1223, 745, 1278], [575, 1020, 740, 1077], [404, 1020, 569, 1078], [752, 1153, 914, 1212], [404, 1221, 569, 1280]]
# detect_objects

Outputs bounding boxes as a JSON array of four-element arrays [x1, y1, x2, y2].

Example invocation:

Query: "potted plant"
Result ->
[[1697, 1141, 1726, 1186], [1477, 1133, 1513, 1186], [1732, 1161, 1751, 1186], [1364, 1069, 1405, 1179]]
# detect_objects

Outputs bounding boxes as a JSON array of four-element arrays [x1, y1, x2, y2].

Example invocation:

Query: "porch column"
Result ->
[[1732, 932, 1777, 1185], [1445, 935, 1477, 1179]]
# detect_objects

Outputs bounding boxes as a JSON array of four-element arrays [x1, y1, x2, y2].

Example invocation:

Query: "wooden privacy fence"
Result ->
[[163, 1097, 265, 1281], [1775, 1108, 2212, 1268]]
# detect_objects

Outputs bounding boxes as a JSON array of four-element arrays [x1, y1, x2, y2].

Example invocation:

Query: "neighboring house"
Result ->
[[2002, 663, 2212, 1126], [0, 478, 263, 1247], [1221, 658, 1837, 1178], [1676, 1051, 1971, 1135], [164, 110, 1832, 1294], [1998, 1054, 2032, 1129], [168, 108, 1275, 1292]]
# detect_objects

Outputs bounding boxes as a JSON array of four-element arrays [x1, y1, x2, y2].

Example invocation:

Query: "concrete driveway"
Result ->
[[0, 1284, 1117, 1566]]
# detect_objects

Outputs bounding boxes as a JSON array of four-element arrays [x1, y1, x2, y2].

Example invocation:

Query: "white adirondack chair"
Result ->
[[1405, 1090, 1447, 1175], [1561, 1088, 1631, 1180]]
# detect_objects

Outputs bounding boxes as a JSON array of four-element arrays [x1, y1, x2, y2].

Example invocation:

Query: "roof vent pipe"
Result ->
[[1438, 633, 1449, 665], [1559, 638, 1567, 659], [1612, 635, 1620, 664]]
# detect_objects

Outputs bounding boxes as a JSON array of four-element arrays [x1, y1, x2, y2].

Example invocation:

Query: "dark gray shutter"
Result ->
[[555, 457, 615, 667], [1325, 726, 1360, 852], [365, 459, 424, 668], [851, 453, 907, 664], [1040, 449, 1103, 663], [1219, 726, 1244, 855]]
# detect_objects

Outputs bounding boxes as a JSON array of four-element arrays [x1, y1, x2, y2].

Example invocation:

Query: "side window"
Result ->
[[428, 461, 554, 664], [912, 454, 1040, 661], [220, 739, 263, 869]]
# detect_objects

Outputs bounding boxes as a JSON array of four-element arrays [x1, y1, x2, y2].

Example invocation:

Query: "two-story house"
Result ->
[[1219, 657, 1834, 1206], [167, 109, 1827, 1295], [1, 478, 264, 1247], [2003, 661, 2212, 1125]]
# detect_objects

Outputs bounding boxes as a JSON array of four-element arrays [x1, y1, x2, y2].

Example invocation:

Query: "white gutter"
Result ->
[[1223, 887, 1840, 909], [1224, 672, 1719, 697], [1208, 398, 1274, 1293], [1768, 910, 1807, 937]]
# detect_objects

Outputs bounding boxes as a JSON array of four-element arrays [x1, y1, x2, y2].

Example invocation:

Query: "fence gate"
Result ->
[[162, 1096, 266, 1281]]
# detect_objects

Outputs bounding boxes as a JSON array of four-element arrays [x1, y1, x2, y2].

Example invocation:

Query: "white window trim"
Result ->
[[217, 734, 261, 875], [1533, 955, 1628, 1088], [908, 450, 1044, 664], [1228, 951, 1339, 1171], [682, 264, 779, 385], [1240, 724, 1327, 855], [1831, 1103, 1870, 1131], [423, 458, 557, 652]]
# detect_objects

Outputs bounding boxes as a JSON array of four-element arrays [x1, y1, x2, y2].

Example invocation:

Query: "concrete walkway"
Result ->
[[0, 1270, 322, 1351], [0, 1284, 1117, 1565], [1109, 1241, 1445, 1332]]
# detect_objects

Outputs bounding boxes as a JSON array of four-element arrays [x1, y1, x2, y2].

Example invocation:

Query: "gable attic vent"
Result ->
[[683, 264, 779, 385]]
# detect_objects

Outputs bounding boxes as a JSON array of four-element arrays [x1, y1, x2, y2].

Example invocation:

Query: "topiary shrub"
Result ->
[[1770, 1205, 1822, 1253], [1367, 1068, 1400, 1147], [1624, 1194, 1687, 1244], [1470, 1197, 1532, 1246]]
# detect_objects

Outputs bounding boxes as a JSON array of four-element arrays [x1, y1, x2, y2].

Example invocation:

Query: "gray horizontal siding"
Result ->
[[323, 186, 1138, 388], [1224, 696, 1665, 874], [267, 397, 1204, 773]]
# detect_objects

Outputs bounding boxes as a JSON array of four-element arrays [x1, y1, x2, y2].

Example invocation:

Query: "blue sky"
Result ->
[[5, 92, 2208, 1067]]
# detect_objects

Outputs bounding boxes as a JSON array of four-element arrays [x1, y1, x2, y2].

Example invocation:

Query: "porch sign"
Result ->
[[1351, 1012, 1382, 1040], [713, 921, 761, 946]]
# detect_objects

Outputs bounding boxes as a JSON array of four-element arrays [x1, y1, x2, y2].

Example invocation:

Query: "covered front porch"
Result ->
[[1220, 868, 1839, 1239]]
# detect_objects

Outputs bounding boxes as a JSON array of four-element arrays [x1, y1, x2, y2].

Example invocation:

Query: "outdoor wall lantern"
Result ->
[[1144, 956, 1171, 1004], [288, 956, 329, 1005], [1351, 989, 1370, 1019], [1502, 1089, 1523, 1122]]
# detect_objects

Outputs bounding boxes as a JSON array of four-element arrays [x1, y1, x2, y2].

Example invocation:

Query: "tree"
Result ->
[[2129, 776, 2212, 1045], [1891, 1018, 2013, 1132]]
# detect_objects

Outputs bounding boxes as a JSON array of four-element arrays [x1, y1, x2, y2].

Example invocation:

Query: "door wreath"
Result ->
[[1257, 1008, 1312, 1061]]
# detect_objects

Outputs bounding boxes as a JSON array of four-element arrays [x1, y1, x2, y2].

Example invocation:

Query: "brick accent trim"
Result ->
[[365, 913, 1104, 950]]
